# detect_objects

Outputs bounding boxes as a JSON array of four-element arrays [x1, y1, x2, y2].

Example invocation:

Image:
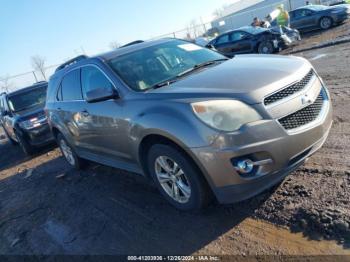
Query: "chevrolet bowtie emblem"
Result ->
[[301, 93, 313, 105]]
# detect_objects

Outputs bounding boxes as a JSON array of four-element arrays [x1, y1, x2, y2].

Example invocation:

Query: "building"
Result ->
[[210, 0, 322, 34]]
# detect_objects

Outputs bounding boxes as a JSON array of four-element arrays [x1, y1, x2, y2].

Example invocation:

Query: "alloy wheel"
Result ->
[[320, 17, 332, 29], [60, 139, 75, 166], [154, 156, 191, 204]]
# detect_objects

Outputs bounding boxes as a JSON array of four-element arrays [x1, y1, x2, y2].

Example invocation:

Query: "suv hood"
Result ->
[[153, 55, 312, 104], [14, 105, 46, 122]]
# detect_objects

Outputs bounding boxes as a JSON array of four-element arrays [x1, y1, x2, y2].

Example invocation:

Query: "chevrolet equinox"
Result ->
[[46, 39, 332, 210]]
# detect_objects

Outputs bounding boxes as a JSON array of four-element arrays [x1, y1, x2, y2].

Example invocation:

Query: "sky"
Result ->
[[0, 0, 238, 79]]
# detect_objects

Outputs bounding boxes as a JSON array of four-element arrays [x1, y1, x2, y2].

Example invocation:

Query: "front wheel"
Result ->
[[258, 41, 274, 54], [319, 17, 333, 30], [147, 144, 212, 210]]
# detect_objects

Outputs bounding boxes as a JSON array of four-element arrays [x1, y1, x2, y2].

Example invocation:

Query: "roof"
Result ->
[[223, 26, 268, 35]]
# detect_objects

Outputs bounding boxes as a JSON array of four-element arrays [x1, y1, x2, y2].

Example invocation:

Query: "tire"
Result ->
[[319, 17, 333, 30], [258, 41, 274, 54], [147, 144, 212, 211], [15, 132, 35, 155], [2, 126, 17, 145], [57, 133, 86, 169]]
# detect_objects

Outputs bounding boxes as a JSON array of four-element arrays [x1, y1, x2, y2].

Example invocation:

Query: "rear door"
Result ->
[[213, 33, 234, 57], [229, 31, 254, 54], [55, 69, 86, 150]]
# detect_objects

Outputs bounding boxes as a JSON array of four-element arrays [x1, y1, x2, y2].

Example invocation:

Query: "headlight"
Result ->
[[19, 116, 47, 130], [191, 100, 261, 132]]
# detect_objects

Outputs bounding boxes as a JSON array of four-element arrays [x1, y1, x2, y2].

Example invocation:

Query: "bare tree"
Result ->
[[0, 75, 12, 93], [31, 55, 47, 81], [109, 41, 120, 50], [186, 19, 201, 40]]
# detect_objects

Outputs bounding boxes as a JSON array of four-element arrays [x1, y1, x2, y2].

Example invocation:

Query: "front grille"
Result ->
[[278, 91, 324, 130], [264, 69, 315, 106]]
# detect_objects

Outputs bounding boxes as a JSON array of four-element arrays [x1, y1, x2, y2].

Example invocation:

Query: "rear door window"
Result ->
[[216, 34, 230, 44], [61, 69, 82, 101], [81, 66, 114, 99]]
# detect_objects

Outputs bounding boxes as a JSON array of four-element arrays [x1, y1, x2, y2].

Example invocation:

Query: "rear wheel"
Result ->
[[57, 133, 85, 169], [319, 17, 333, 30], [258, 41, 274, 54], [15, 132, 35, 155], [147, 144, 212, 210]]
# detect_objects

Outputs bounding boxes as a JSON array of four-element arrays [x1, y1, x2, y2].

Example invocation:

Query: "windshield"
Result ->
[[8, 85, 47, 113], [108, 40, 226, 91]]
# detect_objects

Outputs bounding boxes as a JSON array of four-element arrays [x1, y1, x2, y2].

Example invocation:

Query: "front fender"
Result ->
[[128, 103, 219, 161]]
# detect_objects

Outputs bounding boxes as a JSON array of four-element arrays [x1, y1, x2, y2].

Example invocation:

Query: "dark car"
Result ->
[[289, 5, 349, 32], [0, 82, 54, 155], [46, 39, 332, 210], [206, 26, 291, 57]]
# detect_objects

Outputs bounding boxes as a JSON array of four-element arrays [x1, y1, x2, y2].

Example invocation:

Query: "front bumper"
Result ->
[[334, 12, 349, 23], [190, 96, 333, 204], [20, 123, 54, 147]]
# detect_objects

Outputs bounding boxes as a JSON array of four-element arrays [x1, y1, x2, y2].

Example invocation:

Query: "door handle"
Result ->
[[81, 110, 90, 117], [57, 107, 62, 111]]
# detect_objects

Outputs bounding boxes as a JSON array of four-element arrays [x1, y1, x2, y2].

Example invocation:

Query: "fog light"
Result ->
[[235, 159, 254, 174]]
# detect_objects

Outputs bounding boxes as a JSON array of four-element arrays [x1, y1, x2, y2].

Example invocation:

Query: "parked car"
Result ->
[[206, 26, 291, 57], [0, 81, 54, 155], [46, 39, 332, 210], [289, 5, 349, 32]]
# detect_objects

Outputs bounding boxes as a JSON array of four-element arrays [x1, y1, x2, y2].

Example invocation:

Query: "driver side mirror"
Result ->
[[86, 87, 119, 103], [206, 44, 216, 50]]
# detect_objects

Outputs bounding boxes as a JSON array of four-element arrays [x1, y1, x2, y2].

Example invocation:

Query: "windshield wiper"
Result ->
[[150, 78, 179, 89]]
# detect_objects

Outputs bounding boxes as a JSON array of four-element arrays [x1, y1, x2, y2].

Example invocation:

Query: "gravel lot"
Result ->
[[0, 25, 349, 256]]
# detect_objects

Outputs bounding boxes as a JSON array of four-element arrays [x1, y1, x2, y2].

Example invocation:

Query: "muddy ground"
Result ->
[[0, 24, 350, 257]]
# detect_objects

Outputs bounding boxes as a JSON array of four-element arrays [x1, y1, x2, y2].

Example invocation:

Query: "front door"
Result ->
[[79, 65, 129, 162]]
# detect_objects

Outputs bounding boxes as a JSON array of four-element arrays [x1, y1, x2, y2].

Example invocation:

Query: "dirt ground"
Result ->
[[0, 25, 350, 257]]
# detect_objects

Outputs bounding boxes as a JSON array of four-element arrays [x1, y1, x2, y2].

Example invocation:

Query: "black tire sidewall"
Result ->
[[57, 133, 84, 169], [15, 132, 34, 155], [147, 144, 210, 211], [258, 41, 274, 54]]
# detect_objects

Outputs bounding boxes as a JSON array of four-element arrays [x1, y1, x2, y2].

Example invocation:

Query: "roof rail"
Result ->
[[120, 40, 144, 48], [55, 55, 88, 73]]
